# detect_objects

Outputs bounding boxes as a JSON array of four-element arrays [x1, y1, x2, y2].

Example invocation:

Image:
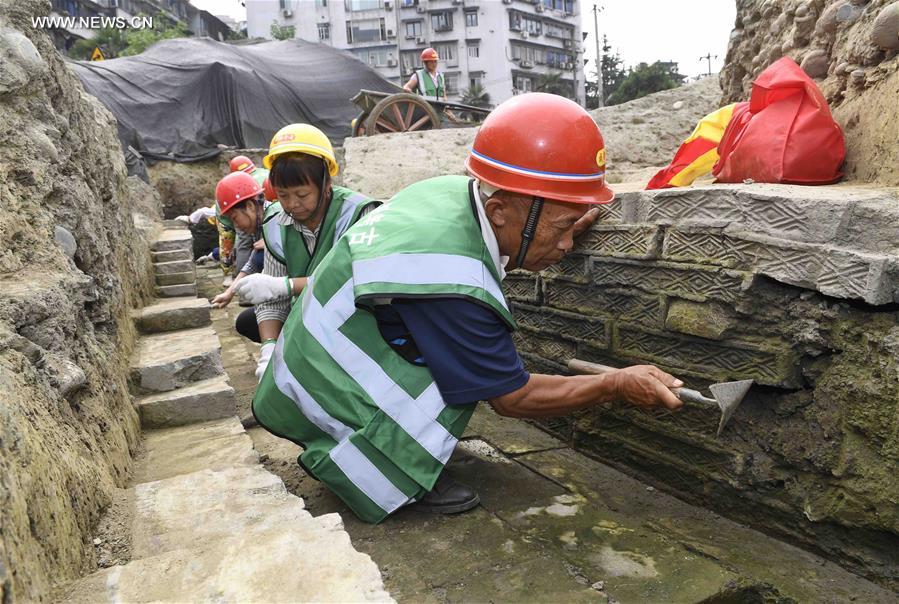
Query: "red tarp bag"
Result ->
[[712, 57, 845, 184]]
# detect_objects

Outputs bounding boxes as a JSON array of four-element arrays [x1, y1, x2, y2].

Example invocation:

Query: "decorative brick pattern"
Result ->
[[539, 253, 590, 283], [513, 329, 577, 362], [542, 279, 663, 326], [616, 324, 799, 387], [578, 225, 661, 260], [512, 302, 608, 345], [592, 258, 749, 303], [503, 272, 540, 304]]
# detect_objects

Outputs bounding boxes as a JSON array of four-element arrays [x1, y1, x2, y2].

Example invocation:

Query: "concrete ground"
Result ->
[[197, 267, 894, 604]]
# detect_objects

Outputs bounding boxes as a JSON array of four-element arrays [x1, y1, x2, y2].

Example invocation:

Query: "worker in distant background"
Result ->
[[228, 155, 270, 287], [210, 172, 267, 343], [232, 124, 379, 380], [252, 94, 684, 525], [403, 47, 447, 101]]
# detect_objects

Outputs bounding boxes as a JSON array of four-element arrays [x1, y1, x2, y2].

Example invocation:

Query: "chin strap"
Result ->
[[515, 196, 544, 269]]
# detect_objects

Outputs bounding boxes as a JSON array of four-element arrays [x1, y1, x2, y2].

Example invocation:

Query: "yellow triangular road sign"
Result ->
[[91, 47, 105, 61]]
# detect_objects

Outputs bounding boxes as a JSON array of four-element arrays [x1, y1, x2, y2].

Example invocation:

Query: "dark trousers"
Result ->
[[235, 307, 260, 343]]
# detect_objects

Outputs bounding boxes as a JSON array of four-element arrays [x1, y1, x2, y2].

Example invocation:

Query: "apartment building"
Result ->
[[49, 0, 232, 52], [246, 0, 585, 106]]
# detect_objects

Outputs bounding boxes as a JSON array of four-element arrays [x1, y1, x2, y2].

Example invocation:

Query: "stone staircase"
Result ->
[[58, 225, 391, 603]]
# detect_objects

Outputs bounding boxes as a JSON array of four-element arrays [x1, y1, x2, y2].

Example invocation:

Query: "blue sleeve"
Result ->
[[391, 298, 529, 405]]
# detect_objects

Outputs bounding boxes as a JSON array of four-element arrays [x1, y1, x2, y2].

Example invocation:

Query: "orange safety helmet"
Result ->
[[465, 93, 614, 204], [229, 155, 256, 173], [420, 47, 439, 62], [215, 172, 263, 215], [262, 177, 277, 202]]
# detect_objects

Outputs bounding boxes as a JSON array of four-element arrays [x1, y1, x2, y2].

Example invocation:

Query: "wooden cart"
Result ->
[[351, 89, 491, 137]]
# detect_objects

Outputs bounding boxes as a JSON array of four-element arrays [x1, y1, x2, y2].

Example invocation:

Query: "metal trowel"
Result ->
[[567, 358, 753, 436]]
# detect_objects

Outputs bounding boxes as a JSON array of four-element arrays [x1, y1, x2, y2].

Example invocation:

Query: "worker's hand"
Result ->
[[253, 239, 266, 251], [256, 341, 276, 382], [573, 207, 601, 238], [211, 287, 235, 308], [234, 273, 290, 305], [611, 365, 683, 411], [195, 251, 216, 265]]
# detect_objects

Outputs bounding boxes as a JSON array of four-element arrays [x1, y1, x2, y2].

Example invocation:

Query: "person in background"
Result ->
[[403, 48, 447, 101]]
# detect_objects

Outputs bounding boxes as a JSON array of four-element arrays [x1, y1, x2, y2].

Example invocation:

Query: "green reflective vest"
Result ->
[[416, 68, 445, 100], [253, 175, 515, 523], [250, 167, 269, 187], [261, 187, 377, 278]]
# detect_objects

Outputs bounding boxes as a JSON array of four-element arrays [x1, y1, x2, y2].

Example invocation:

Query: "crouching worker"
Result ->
[[232, 124, 379, 380], [210, 172, 267, 342], [251, 94, 685, 524]]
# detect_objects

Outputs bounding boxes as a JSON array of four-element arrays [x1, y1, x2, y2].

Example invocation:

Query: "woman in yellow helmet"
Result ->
[[233, 124, 380, 380]]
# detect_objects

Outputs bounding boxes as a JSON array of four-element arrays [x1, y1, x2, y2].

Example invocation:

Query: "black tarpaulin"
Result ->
[[69, 37, 399, 162]]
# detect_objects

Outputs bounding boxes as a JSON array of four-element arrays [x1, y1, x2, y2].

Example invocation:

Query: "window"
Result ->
[[509, 12, 541, 35], [354, 48, 390, 67], [514, 75, 533, 93], [545, 22, 574, 39], [431, 11, 453, 32], [469, 75, 482, 88], [346, 18, 385, 43], [468, 44, 479, 58], [401, 50, 419, 74], [434, 42, 457, 66], [404, 20, 421, 38], [316, 0, 328, 6], [465, 10, 478, 27], [345, 0, 381, 11], [318, 23, 330, 40], [444, 73, 459, 95], [511, 43, 542, 64], [401, 0, 416, 6]]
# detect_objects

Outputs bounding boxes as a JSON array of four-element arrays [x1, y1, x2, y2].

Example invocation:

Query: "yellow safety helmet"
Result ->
[[262, 123, 339, 176]]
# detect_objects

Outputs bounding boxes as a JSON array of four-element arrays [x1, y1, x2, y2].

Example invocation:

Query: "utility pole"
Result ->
[[593, 4, 603, 107], [700, 53, 718, 77]]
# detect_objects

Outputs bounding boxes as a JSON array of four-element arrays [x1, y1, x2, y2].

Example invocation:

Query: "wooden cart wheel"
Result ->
[[364, 93, 441, 136], [352, 111, 368, 137]]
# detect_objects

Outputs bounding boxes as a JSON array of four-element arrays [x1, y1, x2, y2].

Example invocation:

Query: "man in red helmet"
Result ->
[[253, 93, 683, 524], [403, 47, 447, 101]]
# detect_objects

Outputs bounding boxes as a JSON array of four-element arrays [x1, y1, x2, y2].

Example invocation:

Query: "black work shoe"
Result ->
[[412, 473, 480, 515]]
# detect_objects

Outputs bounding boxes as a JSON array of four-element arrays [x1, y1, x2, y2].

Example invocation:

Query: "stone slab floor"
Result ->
[[198, 267, 895, 604]]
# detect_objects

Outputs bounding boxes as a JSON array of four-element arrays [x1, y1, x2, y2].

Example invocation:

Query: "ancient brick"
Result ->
[[665, 299, 740, 341], [542, 278, 663, 326], [519, 351, 568, 375], [539, 253, 590, 283], [503, 271, 540, 304], [615, 324, 800, 387], [596, 196, 624, 222], [512, 302, 607, 345], [578, 225, 661, 260], [513, 329, 577, 364], [592, 258, 750, 304]]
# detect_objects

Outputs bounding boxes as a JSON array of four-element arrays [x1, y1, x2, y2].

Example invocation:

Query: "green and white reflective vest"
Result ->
[[416, 68, 445, 100], [250, 167, 269, 188], [261, 186, 377, 278], [253, 175, 515, 524]]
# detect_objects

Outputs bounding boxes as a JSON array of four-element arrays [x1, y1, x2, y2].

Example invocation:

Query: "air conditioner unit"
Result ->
[[387, 28, 395, 37], [384, 0, 392, 9], [520, 30, 529, 39], [416, 5, 425, 12], [564, 62, 573, 69], [416, 36, 426, 43], [535, 4, 544, 12], [283, 8, 293, 18], [387, 59, 398, 66], [520, 60, 533, 68], [562, 39, 572, 48]]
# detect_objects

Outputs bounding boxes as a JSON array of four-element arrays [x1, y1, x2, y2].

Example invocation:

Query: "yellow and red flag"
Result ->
[[646, 102, 745, 190]]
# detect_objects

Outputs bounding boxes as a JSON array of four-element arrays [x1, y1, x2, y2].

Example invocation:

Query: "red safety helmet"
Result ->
[[229, 155, 256, 173], [262, 177, 277, 202], [466, 93, 614, 204], [215, 172, 263, 215], [420, 47, 439, 62]]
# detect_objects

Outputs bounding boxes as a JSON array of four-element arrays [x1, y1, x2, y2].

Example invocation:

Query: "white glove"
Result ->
[[234, 274, 291, 305], [256, 341, 276, 382], [174, 215, 190, 224], [195, 251, 216, 265]]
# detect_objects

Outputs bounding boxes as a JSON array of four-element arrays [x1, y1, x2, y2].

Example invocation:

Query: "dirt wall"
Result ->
[[721, 0, 899, 185], [0, 1, 160, 600]]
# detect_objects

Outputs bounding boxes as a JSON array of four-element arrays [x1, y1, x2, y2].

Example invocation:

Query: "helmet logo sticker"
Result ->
[[596, 149, 606, 167]]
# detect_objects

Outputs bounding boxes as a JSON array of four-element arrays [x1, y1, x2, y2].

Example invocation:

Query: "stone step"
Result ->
[[151, 248, 192, 263], [133, 297, 211, 334], [133, 417, 256, 484], [155, 283, 197, 298], [155, 271, 195, 287], [153, 259, 194, 275], [60, 417, 391, 603], [128, 326, 223, 395], [162, 219, 186, 228], [150, 229, 192, 252], [135, 375, 235, 428]]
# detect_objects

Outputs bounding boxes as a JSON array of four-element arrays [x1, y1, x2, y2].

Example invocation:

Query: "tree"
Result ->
[[270, 22, 296, 40], [585, 36, 625, 109], [460, 82, 491, 108], [606, 61, 686, 106], [70, 27, 127, 59], [534, 70, 572, 99], [68, 14, 188, 59]]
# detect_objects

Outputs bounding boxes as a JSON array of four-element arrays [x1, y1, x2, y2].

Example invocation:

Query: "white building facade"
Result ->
[[246, 0, 585, 106]]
